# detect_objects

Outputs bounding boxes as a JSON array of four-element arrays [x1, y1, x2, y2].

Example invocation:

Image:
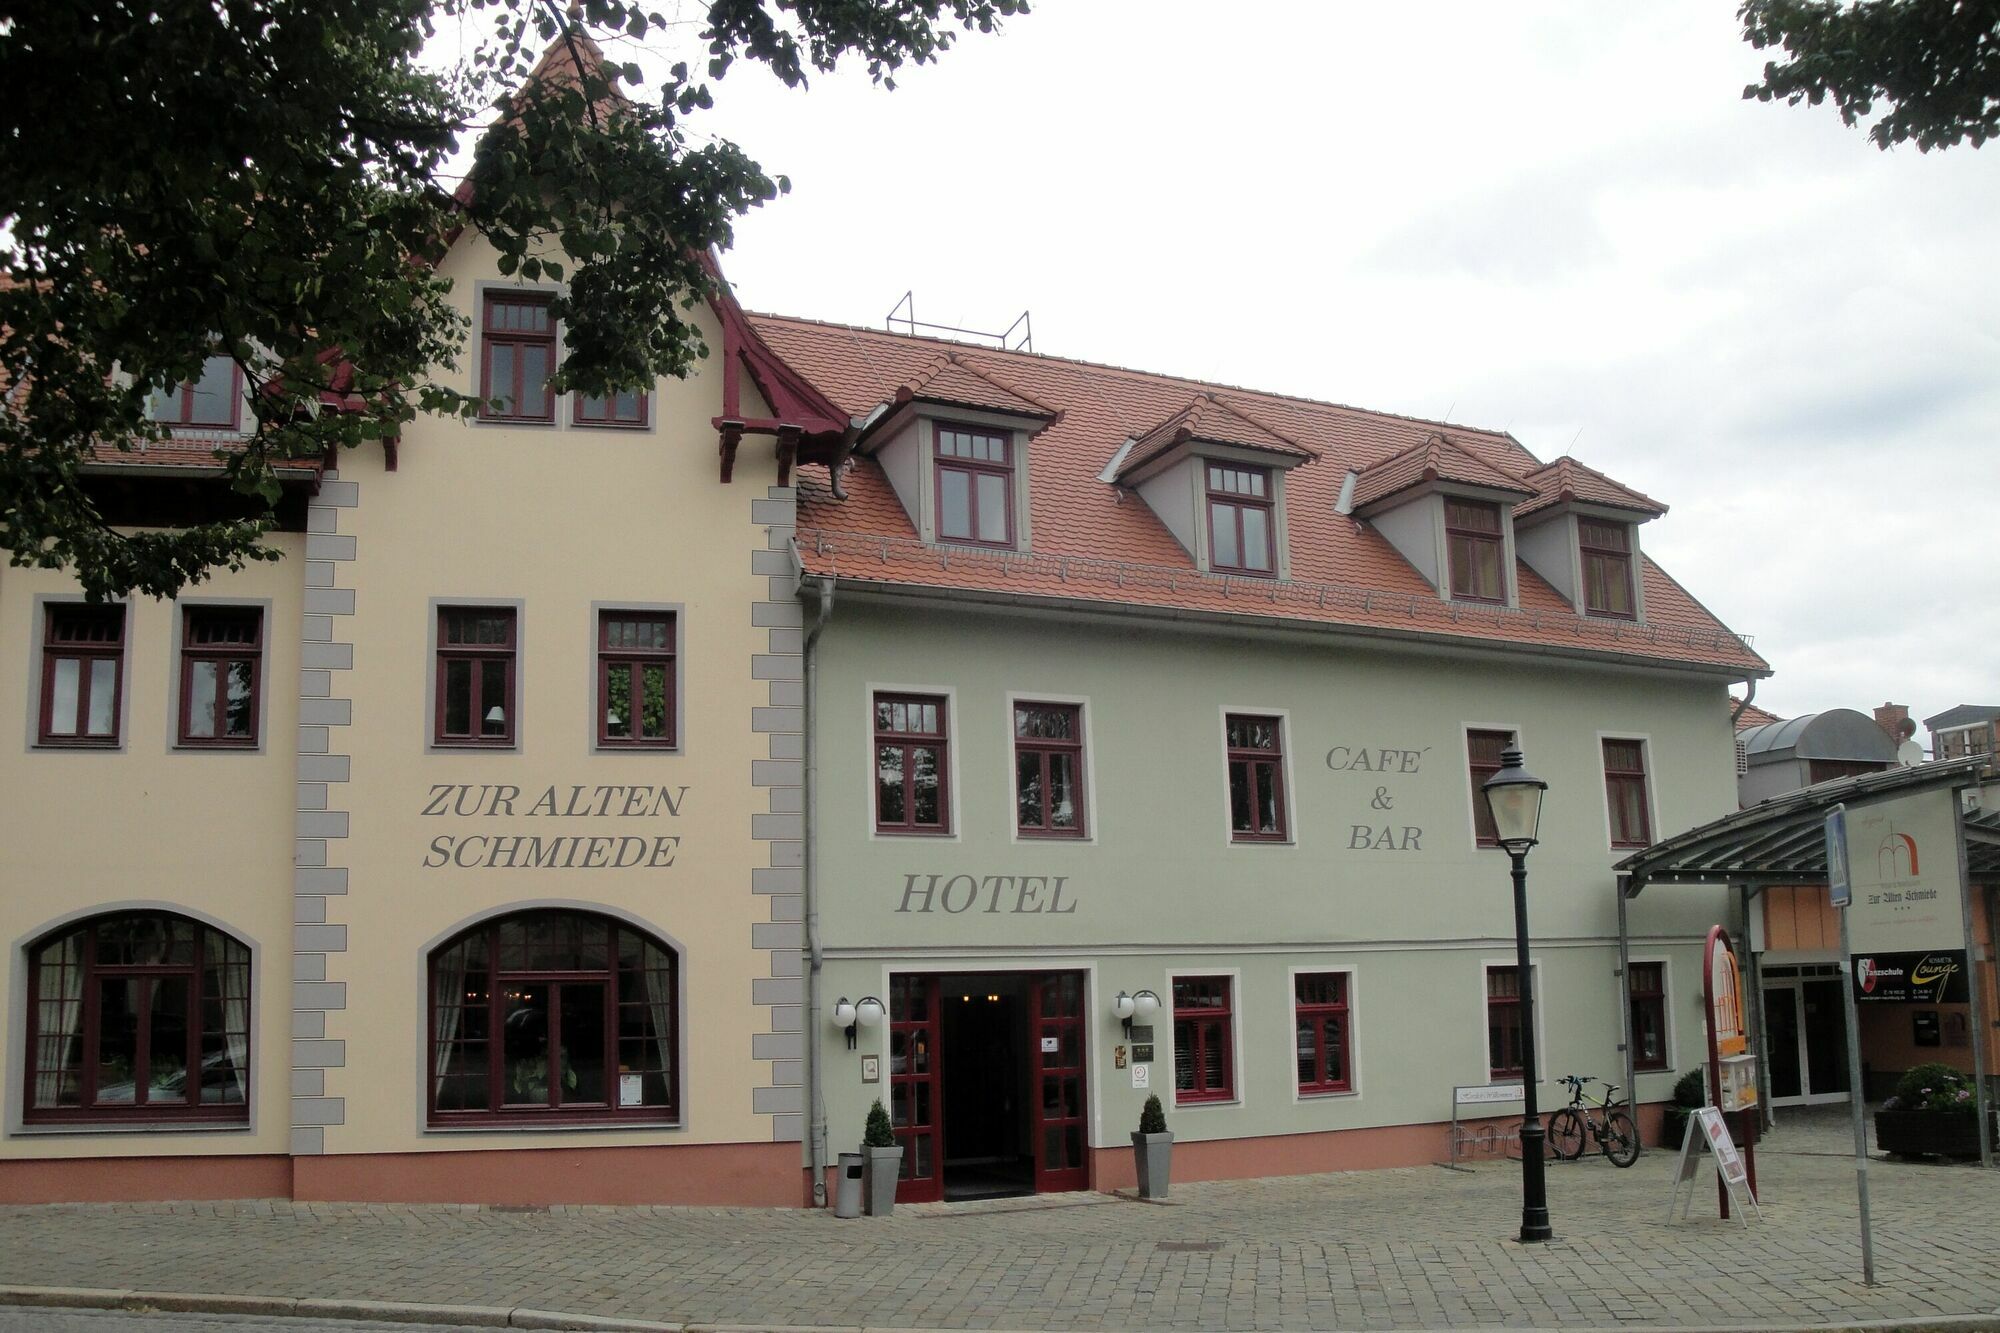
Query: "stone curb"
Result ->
[[0, 1286, 686, 1330], [4, 1286, 1999, 1333]]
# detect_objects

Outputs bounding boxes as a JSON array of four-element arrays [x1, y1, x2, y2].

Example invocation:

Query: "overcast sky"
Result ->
[[614, 2, 1997, 740]]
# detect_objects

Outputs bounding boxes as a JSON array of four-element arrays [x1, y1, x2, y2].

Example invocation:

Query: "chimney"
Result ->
[[1874, 702, 1909, 740]]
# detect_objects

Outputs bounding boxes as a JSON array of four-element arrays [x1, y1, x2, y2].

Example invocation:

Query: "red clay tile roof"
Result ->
[[1350, 433, 1533, 511], [894, 353, 1055, 421], [1731, 697, 1783, 731], [1516, 456, 1667, 519], [1115, 392, 1312, 479], [760, 315, 1767, 675]]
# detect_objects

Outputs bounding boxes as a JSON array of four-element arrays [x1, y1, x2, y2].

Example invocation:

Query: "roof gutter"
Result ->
[[819, 576, 1770, 682]]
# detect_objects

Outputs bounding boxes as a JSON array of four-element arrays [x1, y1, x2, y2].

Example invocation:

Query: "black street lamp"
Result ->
[[1482, 745, 1553, 1244]]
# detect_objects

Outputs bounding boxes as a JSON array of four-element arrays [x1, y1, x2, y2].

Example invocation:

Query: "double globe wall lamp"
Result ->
[[832, 995, 884, 1050], [1479, 745, 1552, 1245], [1112, 989, 1160, 1036]]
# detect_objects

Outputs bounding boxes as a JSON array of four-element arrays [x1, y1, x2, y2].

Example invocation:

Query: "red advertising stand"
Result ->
[[1702, 926, 1759, 1217]]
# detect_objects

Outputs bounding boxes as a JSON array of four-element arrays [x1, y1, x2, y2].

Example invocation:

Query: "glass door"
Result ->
[[1030, 972, 1088, 1194], [1801, 978, 1852, 1100], [1764, 985, 1804, 1102], [889, 975, 943, 1203]]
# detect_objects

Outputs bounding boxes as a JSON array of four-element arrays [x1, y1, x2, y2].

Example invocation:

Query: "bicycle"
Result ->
[[1548, 1074, 1640, 1166]]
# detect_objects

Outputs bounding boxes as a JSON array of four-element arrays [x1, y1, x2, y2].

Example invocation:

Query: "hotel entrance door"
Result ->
[[888, 970, 1089, 1203]]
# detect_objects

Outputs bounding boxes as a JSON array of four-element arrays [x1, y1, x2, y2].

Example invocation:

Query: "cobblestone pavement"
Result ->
[[0, 1120, 1995, 1330]]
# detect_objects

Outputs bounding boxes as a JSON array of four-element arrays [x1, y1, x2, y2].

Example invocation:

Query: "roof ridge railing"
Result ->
[[804, 528, 1756, 656]]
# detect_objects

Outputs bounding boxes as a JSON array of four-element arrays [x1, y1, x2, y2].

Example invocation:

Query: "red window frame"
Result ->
[[1579, 519, 1636, 618], [1445, 498, 1506, 603], [1603, 738, 1652, 849], [426, 910, 680, 1128], [38, 604, 126, 747], [147, 356, 241, 430], [873, 692, 950, 835], [1172, 975, 1234, 1103], [177, 607, 263, 748], [435, 607, 518, 747], [573, 386, 649, 429], [1294, 972, 1353, 1095], [1628, 962, 1668, 1072], [22, 912, 251, 1125], [932, 424, 1015, 548], [1225, 713, 1287, 842], [1467, 728, 1514, 848], [1486, 965, 1527, 1080], [479, 292, 557, 423], [1014, 701, 1086, 838], [596, 611, 676, 749], [1205, 463, 1276, 576]]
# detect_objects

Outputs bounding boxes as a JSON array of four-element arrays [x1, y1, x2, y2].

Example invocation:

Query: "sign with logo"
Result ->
[[1851, 950, 1970, 1004], [1825, 805, 1851, 908], [1455, 1083, 1524, 1106], [1843, 787, 1964, 954]]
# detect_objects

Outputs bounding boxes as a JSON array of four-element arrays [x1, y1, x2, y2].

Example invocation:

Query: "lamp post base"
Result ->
[[1515, 1028, 1553, 1244]]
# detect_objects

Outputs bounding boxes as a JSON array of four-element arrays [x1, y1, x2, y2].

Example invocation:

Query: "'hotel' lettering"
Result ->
[[896, 873, 1079, 914]]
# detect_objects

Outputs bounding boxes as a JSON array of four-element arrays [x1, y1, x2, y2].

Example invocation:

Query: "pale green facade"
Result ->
[[809, 593, 1738, 1181]]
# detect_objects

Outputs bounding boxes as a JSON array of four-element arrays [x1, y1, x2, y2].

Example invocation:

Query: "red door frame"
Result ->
[[889, 974, 945, 1203], [1030, 972, 1090, 1193], [890, 969, 1090, 1203]]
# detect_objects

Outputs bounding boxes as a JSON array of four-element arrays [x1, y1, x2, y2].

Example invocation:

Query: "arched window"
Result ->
[[24, 912, 251, 1124], [428, 910, 678, 1126]]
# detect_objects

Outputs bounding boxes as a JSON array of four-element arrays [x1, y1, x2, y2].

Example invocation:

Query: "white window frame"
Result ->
[[1002, 690, 1099, 845], [1216, 704, 1297, 849], [1165, 966, 1245, 1110], [1286, 964, 1361, 1103], [1479, 958, 1545, 1085], [864, 681, 961, 843], [1596, 730, 1658, 852]]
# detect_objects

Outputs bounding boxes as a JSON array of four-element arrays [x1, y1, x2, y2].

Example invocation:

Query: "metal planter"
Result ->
[[863, 1144, 904, 1215], [1132, 1130, 1174, 1199]]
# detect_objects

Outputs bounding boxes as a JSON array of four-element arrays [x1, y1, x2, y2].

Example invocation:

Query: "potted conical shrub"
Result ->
[[861, 1098, 903, 1215], [1132, 1093, 1173, 1198]]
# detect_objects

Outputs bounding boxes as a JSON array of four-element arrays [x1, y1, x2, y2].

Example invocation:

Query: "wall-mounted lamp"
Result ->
[[834, 995, 885, 1050], [1114, 988, 1160, 1035]]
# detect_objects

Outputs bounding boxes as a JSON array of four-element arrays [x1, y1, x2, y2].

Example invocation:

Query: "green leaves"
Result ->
[[1, 0, 1023, 599], [1739, 0, 2000, 151]]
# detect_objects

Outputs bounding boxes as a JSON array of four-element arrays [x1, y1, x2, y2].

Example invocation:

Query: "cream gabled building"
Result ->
[[0, 39, 857, 1205]]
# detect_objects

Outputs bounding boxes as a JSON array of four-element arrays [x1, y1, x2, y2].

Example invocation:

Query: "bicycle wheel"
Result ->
[[1601, 1109, 1640, 1167], [1547, 1107, 1587, 1160]]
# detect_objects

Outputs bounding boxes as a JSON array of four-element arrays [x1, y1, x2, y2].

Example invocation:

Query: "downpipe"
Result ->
[[799, 563, 835, 1205]]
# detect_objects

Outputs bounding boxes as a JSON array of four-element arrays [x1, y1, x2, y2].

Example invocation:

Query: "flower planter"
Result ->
[[1132, 1130, 1174, 1199], [862, 1144, 903, 1215], [1875, 1108, 1997, 1159]]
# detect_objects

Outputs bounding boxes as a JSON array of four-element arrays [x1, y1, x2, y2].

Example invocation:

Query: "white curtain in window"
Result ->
[[432, 943, 469, 1094], [224, 947, 250, 1103], [643, 950, 674, 1103], [34, 935, 84, 1108]]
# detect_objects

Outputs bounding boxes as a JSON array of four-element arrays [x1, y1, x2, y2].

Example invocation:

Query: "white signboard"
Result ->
[[1131, 1063, 1149, 1090], [1669, 1107, 1762, 1225], [1843, 787, 1964, 953], [1455, 1083, 1524, 1106]]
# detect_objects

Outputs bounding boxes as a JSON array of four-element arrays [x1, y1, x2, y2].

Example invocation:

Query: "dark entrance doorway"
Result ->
[[888, 970, 1089, 1203]]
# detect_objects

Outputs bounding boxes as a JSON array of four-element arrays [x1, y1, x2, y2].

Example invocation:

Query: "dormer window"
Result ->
[[1206, 464, 1275, 577], [146, 355, 240, 430], [1579, 519, 1635, 618], [934, 423, 1015, 548], [1445, 499, 1505, 602]]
